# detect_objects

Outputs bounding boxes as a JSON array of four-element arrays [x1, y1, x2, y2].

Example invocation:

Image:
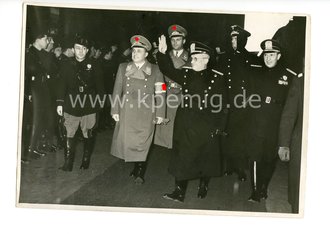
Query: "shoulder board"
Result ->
[[211, 69, 224, 76], [286, 68, 297, 76], [182, 66, 192, 69], [250, 64, 262, 68], [298, 73, 304, 78]]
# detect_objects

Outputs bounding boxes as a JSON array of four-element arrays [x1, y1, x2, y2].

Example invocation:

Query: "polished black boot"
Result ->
[[80, 137, 95, 170], [197, 177, 210, 199], [28, 125, 46, 159], [59, 138, 75, 171], [248, 161, 261, 203], [163, 179, 188, 202], [132, 162, 147, 184]]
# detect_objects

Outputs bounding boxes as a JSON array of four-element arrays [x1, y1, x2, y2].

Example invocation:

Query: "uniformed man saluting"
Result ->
[[154, 24, 189, 149], [56, 35, 105, 171], [246, 39, 296, 202], [110, 35, 166, 185], [157, 35, 227, 202]]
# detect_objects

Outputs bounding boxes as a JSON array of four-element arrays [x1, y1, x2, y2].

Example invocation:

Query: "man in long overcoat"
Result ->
[[111, 35, 166, 184], [157, 35, 227, 202], [154, 24, 189, 149]]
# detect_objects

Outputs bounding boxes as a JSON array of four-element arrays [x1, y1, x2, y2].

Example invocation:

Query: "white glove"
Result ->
[[57, 106, 63, 116], [155, 117, 164, 125], [278, 146, 290, 162], [158, 35, 167, 54], [112, 114, 119, 122]]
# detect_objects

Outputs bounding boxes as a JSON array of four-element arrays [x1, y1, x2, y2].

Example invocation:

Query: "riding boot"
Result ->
[[133, 162, 147, 184], [80, 136, 95, 170], [59, 137, 75, 171]]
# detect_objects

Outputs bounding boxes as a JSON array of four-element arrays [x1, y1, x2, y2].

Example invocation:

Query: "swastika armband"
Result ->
[[155, 82, 166, 94]]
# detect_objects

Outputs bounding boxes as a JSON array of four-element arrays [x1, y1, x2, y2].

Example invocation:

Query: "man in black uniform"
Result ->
[[56, 35, 104, 171], [246, 39, 297, 202], [23, 28, 54, 162], [220, 25, 259, 181], [157, 35, 227, 202]]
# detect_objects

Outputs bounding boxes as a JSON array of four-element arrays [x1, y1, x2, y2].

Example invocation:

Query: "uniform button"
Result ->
[[127, 84, 130, 87], [144, 79, 147, 81], [228, 79, 231, 82], [185, 104, 188, 107], [126, 91, 129, 94], [204, 90, 208, 93], [246, 60, 249, 63], [241, 87, 244, 89], [228, 59, 231, 61], [185, 89, 188, 92], [185, 96, 188, 100], [185, 69, 188, 72], [47, 75, 50, 78], [228, 72, 231, 75], [143, 93, 146, 95], [184, 75, 187, 78], [201, 72, 203, 76], [127, 77, 130, 80], [31, 76, 35, 80], [144, 85, 147, 87], [183, 82, 186, 85], [200, 107, 203, 110], [126, 99, 129, 102], [242, 80, 245, 83], [202, 100, 205, 103], [229, 86, 231, 89], [180, 88, 182, 90], [214, 74, 217, 77], [208, 86, 211, 90], [228, 65, 230, 68], [211, 80, 214, 83]]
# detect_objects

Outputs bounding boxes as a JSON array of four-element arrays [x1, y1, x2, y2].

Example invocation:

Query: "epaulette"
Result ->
[[211, 69, 224, 76], [250, 64, 262, 68], [286, 68, 297, 76]]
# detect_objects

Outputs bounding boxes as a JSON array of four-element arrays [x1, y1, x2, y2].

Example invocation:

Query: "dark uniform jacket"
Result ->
[[247, 63, 297, 162], [219, 48, 260, 158], [25, 46, 53, 109], [157, 52, 228, 180], [57, 57, 105, 117]]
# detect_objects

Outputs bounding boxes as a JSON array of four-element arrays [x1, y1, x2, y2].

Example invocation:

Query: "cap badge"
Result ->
[[172, 25, 177, 31], [135, 37, 140, 42], [265, 41, 273, 50]]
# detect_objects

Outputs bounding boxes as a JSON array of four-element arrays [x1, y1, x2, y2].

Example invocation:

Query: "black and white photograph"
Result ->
[[16, 1, 309, 217]]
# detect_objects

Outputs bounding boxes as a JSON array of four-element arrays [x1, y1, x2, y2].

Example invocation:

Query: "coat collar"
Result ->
[[125, 60, 152, 78]]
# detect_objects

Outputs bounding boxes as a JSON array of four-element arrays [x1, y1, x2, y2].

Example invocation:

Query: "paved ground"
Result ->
[[18, 128, 291, 214]]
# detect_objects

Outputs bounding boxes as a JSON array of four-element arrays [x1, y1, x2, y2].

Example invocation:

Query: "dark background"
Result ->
[[26, 5, 244, 52]]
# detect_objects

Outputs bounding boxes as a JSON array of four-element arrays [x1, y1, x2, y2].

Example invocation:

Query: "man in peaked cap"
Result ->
[[56, 34, 105, 171], [246, 39, 297, 202], [156, 35, 227, 202], [154, 24, 189, 149], [110, 35, 165, 185], [219, 24, 260, 182]]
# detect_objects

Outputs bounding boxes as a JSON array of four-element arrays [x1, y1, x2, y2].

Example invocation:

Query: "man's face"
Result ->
[[191, 53, 210, 71], [231, 36, 238, 51], [104, 51, 113, 60], [36, 35, 49, 50], [132, 47, 148, 63], [94, 49, 102, 59], [45, 37, 54, 52], [263, 52, 281, 68], [170, 36, 185, 50], [74, 43, 89, 61]]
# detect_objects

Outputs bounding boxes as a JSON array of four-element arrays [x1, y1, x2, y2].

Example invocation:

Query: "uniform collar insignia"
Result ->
[[142, 61, 152, 75]]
